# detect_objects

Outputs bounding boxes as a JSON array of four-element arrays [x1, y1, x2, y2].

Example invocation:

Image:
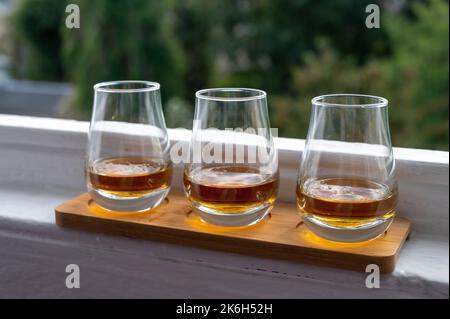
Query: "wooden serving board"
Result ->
[[55, 192, 410, 273]]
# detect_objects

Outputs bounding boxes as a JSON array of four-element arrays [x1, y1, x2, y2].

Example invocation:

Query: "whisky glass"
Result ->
[[184, 88, 279, 227], [297, 94, 397, 242], [86, 81, 172, 212]]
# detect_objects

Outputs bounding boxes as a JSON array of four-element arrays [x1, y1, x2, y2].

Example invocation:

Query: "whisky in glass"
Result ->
[[184, 88, 279, 226], [86, 81, 171, 212], [184, 165, 278, 215], [297, 94, 398, 242]]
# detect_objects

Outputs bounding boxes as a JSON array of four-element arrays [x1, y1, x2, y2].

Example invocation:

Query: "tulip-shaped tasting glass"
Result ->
[[184, 88, 279, 227], [297, 94, 397, 242], [86, 81, 172, 213]]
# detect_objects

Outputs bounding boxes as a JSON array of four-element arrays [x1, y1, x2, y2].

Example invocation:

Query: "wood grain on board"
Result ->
[[55, 192, 410, 273]]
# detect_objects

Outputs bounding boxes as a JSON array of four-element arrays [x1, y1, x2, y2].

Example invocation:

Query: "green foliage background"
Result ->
[[9, 0, 449, 150]]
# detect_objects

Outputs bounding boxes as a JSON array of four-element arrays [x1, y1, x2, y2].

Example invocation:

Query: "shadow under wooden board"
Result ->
[[55, 191, 410, 273]]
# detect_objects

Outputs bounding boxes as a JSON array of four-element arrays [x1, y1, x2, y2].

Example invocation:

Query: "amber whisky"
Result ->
[[88, 157, 172, 198], [296, 178, 397, 227], [184, 165, 278, 214]]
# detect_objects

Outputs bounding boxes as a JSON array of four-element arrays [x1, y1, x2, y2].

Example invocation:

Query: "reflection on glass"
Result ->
[[86, 81, 172, 212], [184, 88, 279, 227], [297, 94, 397, 242]]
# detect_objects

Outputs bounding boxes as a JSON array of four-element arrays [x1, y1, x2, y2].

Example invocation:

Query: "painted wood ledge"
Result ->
[[0, 114, 448, 298]]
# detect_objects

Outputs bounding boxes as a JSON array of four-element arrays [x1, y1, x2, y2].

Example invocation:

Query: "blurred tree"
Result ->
[[271, 40, 387, 138], [7, 0, 449, 150], [11, 0, 66, 80], [172, 0, 221, 102], [214, 0, 389, 94], [62, 0, 185, 118], [164, 97, 194, 129], [384, 0, 449, 150], [271, 0, 449, 150]]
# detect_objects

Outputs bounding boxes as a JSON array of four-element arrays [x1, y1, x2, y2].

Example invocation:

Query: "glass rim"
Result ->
[[312, 94, 388, 108], [94, 80, 160, 93], [196, 87, 267, 102]]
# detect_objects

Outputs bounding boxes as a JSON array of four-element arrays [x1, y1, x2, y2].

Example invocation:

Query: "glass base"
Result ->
[[88, 187, 170, 212], [192, 202, 272, 227], [302, 213, 394, 243]]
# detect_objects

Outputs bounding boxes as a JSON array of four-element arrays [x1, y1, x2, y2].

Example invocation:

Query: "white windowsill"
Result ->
[[0, 114, 448, 298]]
